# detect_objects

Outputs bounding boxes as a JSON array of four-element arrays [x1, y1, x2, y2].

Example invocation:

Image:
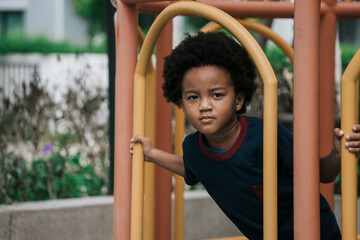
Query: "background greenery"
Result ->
[[0, 31, 106, 54], [0, 69, 109, 204]]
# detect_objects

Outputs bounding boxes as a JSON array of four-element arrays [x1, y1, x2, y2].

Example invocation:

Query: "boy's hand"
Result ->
[[333, 124, 360, 157], [130, 136, 154, 162]]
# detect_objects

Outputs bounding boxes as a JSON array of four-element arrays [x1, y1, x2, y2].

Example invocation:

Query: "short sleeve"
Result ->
[[182, 134, 199, 186], [277, 123, 294, 174]]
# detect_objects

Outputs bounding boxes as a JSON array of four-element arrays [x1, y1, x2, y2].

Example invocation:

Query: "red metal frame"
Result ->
[[113, 0, 360, 239]]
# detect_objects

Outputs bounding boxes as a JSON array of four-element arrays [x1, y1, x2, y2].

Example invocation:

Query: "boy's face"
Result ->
[[181, 65, 244, 137]]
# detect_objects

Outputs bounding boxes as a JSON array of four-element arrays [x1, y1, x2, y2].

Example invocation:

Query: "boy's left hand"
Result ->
[[333, 124, 360, 157]]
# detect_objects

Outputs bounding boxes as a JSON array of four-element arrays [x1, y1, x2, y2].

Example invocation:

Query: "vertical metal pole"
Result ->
[[341, 49, 360, 240], [293, 0, 321, 239], [319, 1, 337, 210], [174, 107, 185, 240], [113, 1, 138, 240], [143, 41, 157, 240], [155, 21, 173, 240]]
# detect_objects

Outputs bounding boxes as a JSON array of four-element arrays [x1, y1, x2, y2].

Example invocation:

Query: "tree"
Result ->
[[72, 0, 106, 41]]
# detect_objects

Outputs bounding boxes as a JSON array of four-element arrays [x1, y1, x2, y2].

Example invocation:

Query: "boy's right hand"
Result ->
[[130, 136, 154, 162]]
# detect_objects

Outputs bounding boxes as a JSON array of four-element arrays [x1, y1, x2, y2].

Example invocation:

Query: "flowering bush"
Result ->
[[0, 67, 109, 204]]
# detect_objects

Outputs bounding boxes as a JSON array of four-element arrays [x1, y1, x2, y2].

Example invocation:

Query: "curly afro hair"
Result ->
[[162, 31, 257, 114]]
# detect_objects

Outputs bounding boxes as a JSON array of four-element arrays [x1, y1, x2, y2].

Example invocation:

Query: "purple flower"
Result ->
[[43, 144, 53, 155]]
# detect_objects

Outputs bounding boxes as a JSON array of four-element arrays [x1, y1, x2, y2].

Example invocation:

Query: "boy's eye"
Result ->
[[212, 93, 224, 98], [187, 95, 198, 100]]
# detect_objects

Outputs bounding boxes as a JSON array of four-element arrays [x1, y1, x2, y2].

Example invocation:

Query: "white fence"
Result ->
[[0, 62, 38, 104], [0, 53, 108, 106]]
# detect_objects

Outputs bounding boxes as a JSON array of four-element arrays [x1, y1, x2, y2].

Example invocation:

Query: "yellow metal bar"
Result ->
[[132, 2, 278, 240], [138, 26, 157, 240], [174, 107, 185, 240], [356, 79, 359, 124], [131, 72, 146, 240], [341, 48, 360, 240]]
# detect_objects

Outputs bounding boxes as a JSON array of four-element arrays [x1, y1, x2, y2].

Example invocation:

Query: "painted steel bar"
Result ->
[[198, 0, 293, 18], [340, 48, 360, 240], [319, 7, 337, 209], [132, 2, 278, 239], [174, 106, 185, 240], [137, 26, 157, 240], [356, 80, 359, 124], [333, 3, 360, 18], [139, 1, 294, 18], [138, 1, 360, 19], [320, 1, 360, 18], [113, 2, 138, 240], [138, 1, 172, 14], [154, 22, 173, 240], [200, 19, 294, 63], [293, 0, 321, 239]]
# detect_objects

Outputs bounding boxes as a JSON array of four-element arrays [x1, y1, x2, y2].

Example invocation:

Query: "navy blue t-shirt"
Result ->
[[182, 116, 338, 240]]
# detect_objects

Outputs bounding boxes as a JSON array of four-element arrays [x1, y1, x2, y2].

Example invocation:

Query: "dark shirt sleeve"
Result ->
[[277, 123, 294, 177], [182, 134, 199, 186]]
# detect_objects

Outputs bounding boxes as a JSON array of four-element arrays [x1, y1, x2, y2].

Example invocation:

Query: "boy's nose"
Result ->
[[199, 97, 212, 111]]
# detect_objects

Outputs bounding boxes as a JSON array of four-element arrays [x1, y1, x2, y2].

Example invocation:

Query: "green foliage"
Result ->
[[73, 0, 106, 37], [0, 31, 106, 54], [0, 146, 106, 204], [139, 13, 155, 35], [340, 43, 360, 72], [264, 45, 293, 114], [0, 62, 109, 204], [185, 17, 210, 32], [265, 45, 293, 73]]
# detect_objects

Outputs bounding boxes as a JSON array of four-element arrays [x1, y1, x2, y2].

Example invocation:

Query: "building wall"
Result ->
[[25, 0, 55, 38], [0, 0, 89, 45], [64, 0, 88, 45]]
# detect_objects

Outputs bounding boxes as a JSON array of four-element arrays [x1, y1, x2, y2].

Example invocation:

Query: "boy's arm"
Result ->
[[130, 136, 185, 176], [320, 125, 360, 183]]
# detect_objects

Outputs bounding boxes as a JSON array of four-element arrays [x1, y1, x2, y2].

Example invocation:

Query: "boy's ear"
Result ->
[[235, 93, 245, 112]]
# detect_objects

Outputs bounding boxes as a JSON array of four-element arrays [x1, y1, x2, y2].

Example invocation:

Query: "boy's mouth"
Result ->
[[200, 116, 215, 123]]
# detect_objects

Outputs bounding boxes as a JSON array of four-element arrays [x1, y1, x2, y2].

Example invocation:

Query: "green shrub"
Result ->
[[0, 146, 107, 204], [265, 45, 293, 73], [0, 64, 109, 204], [0, 31, 106, 54], [340, 43, 360, 72]]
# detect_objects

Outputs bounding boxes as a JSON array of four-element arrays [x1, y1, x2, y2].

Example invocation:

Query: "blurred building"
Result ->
[[339, 20, 360, 45], [0, 0, 89, 45]]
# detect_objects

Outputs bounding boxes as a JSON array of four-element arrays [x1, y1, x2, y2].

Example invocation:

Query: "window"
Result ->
[[0, 11, 24, 36]]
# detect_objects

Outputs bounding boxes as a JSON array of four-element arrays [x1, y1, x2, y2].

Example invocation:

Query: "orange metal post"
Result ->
[[319, 2, 337, 210], [293, 0, 321, 239], [155, 21, 173, 240], [113, 1, 138, 240]]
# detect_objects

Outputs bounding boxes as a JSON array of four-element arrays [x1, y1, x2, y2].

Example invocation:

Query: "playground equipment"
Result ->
[[341, 48, 360, 240], [112, 0, 360, 239]]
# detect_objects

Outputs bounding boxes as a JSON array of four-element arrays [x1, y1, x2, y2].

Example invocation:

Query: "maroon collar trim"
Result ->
[[198, 116, 247, 161]]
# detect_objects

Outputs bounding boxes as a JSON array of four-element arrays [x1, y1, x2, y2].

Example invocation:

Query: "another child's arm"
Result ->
[[320, 124, 360, 183], [130, 136, 185, 176]]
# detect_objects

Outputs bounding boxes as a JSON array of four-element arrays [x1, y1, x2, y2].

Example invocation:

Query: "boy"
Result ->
[[130, 32, 360, 239]]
